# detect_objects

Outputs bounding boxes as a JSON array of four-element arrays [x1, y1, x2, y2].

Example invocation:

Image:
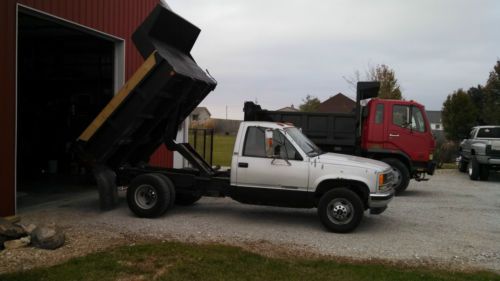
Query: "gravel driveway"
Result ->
[[2, 169, 499, 273]]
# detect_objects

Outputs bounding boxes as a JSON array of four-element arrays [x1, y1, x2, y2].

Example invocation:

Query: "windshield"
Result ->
[[284, 127, 323, 157]]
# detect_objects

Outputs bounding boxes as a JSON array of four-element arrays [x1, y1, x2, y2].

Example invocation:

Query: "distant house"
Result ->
[[426, 110, 443, 131], [426, 110, 445, 142], [276, 104, 299, 112], [318, 93, 355, 113], [190, 107, 211, 122]]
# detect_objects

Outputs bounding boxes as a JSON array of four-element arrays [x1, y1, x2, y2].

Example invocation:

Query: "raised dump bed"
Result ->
[[76, 4, 217, 209]]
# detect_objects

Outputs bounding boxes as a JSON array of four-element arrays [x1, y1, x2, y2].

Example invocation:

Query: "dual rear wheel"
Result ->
[[126, 173, 200, 218]]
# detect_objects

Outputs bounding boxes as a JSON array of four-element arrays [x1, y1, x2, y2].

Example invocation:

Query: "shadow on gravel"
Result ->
[[171, 202, 397, 234], [396, 189, 435, 197]]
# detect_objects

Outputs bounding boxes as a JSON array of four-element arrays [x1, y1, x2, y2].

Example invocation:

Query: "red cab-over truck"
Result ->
[[244, 83, 436, 194]]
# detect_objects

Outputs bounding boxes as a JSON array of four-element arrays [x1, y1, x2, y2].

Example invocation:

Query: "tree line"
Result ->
[[299, 64, 402, 111], [442, 60, 500, 141]]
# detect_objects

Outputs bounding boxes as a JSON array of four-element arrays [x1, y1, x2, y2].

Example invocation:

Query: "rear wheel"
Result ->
[[381, 158, 410, 195], [318, 188, 363, 233], [127, 173, 173, 217], [468, 157, 480, 181], [156, 174, 176, 210]]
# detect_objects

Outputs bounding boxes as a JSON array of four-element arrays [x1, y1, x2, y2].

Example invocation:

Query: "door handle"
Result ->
[[389, 134, 400, 137], [238, 162, 248, 168]]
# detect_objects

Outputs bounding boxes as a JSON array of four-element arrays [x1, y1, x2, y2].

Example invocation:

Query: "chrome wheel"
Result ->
[[134, 184, 158, 210], [326, 198, 354, 225]]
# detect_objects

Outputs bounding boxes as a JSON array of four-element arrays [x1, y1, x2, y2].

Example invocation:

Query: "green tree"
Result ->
[[442, 89, 478, 141], [482, 60, 500, 124], [367, 64, 403, 100], [344, 64, 403, 100], [299, 95, 321, 112]]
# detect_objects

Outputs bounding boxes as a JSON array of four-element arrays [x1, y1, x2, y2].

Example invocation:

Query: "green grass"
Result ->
[[189, 133, 236, 167], [439, 163, 458, 169], [1, 242, 497, 281]]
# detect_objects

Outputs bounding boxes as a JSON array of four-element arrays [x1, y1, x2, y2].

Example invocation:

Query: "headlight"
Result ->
[[378, 171, 394, 192]]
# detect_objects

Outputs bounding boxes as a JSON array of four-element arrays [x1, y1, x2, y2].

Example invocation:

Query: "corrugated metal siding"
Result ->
[[0, 0, 173, 217]]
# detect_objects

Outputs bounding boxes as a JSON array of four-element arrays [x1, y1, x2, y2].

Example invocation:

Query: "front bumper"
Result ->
[[476, 155, 500, 165], [369, 191, 394, 212]]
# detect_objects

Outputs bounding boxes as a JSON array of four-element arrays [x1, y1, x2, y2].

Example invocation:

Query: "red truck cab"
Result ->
[[362, 98, 436, 184]]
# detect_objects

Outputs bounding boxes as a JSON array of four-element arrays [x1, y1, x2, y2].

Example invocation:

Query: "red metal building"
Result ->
[[0, 0, 173, 217]]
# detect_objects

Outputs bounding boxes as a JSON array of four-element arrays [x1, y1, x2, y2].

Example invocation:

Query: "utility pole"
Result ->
[[225, 105, 228, 120]]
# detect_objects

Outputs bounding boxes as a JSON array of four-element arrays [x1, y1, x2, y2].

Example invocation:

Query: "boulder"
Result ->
[[31, 225, 65, 250], [4, 236, 30, 249], [20, 223, 37, 235], [0, 218, 26, 239]]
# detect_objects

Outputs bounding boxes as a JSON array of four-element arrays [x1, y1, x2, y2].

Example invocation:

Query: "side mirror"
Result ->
[[265, 129, 274, 157]]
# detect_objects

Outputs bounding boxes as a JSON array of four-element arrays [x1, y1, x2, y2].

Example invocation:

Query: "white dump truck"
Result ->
[[76, 4, 394, 233]]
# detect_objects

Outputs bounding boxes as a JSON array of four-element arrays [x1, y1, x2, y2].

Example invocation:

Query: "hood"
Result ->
[[316, 153, 390, 172]]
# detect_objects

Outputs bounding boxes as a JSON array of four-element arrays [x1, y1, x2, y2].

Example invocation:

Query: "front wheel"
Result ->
[[317, 188, 363, 233], [381, 158, 410, 195], [468, 157, 480, 181]]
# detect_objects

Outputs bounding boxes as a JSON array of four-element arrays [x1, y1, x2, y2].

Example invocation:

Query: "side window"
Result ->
[[375, 104, 384, 124], [272, 130, 302, 160], [243, 127, 266, 157], [410, 107, 426, 133], [469, 129, 476, 139], [242, 127, 302, 160], [392, 105, 409, 128]]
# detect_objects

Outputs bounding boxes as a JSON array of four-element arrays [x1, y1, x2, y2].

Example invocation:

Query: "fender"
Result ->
[[364, 148, 413, 171], [312, 174, 373, 193]]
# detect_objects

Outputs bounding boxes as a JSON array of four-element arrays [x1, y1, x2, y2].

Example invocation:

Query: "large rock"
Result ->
[[31, 225, 65, 250], [0, 218, 26, 239], [4, 236, 30, 249]]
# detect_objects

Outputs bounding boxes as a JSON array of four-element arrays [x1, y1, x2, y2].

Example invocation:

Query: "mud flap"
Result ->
[[93, 165, 118, 210]]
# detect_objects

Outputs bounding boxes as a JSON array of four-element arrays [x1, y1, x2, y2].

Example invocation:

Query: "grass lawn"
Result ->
[[189, 133, 236, 167], [1, 242, 497, 281]]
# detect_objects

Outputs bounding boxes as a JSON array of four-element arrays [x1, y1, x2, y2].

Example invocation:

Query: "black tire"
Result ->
[[381, 158, 410, 195], [155, 174, 176, 210], [317, 188, 364, 233], [126, 174, 172, 218], [175, 193, 202, 206], [468, 157, 480, 181], [458, 158, 468, 173], [479, 165, 490, 181]]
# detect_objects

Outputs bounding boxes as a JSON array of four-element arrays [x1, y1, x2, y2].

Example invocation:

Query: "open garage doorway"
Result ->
[[16, 7, 124, 209]]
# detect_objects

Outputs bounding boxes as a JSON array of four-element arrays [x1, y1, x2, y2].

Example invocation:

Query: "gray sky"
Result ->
[[167, 0, 500, 119]]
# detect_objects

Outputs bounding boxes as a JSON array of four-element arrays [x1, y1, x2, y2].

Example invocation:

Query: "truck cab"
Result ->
[[228, 121, 394, 232], [459, 126, 500, 180], [362, 99, 436, 190]]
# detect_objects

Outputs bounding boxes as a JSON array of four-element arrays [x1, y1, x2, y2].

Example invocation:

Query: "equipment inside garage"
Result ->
[[16, 12, 115, 198]]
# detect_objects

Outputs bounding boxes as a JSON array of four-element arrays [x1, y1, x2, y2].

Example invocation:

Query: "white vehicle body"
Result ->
[[230, 122, 394, 214]]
